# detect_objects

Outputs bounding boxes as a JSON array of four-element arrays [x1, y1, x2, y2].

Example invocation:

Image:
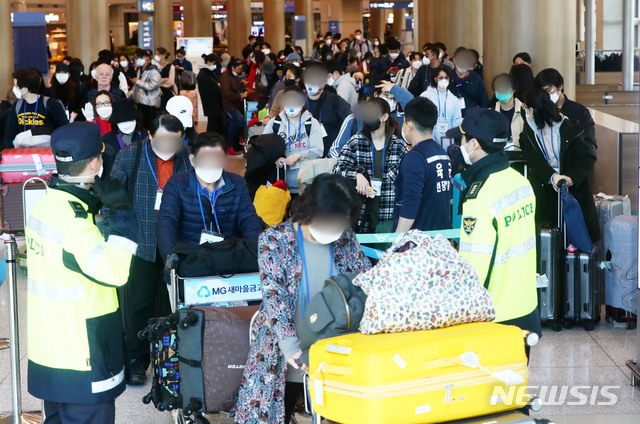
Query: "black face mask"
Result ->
[[362, 118, 382, 133], [284, 78, 296, 87]]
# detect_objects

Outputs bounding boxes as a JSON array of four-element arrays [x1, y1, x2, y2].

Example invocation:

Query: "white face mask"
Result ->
[[96, 106, 113, 120], [136, 58, 146, 67], [262, 49, 271, 55], [412, 61, 422, 70], [232, 71, 238, 77], [284, 105, 302, 118], [195, 165, 223, 184], [12, 86, 22, 99], [292, 61, 301, 67], [401, 123, 409, 141], [55, 73, 70, 84], [63, 164, 103, 181], [309, 225, 344, 245], [327, 77, 335, 86], [91, 69, 97, 80], [355, 35, 362, 41], [456, 66, 468, 73], [154, 55, 161, 63], [117, 120, 137, 135], [153, 144, 176, 161], [437, 79, 450, 90], [306, 84, 321, 96], [422, 56, 431, 66], [461, 142, 473, 165], [207, 65, 217, 71], [382, 97, 397, 111], [549, 91, 560, 104], [374, 41, 380, 46], [325, 39, 332, 46], [389, 53, 400, 60], [120, 60, 129, 68], [438, 51, 444, 59]]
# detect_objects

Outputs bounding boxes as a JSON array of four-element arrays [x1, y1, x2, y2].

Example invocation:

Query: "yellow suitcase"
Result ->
[[307, 322, 537, 424]]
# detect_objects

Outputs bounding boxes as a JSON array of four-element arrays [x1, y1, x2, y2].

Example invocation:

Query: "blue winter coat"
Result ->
[[156, 170, 263, 261]]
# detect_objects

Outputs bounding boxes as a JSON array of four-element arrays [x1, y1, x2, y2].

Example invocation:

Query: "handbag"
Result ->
[[297, 273, 367, 363], [173, 237, 258, 278]]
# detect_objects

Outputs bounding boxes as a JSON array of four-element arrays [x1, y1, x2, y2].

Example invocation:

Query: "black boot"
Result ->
[[126, 358, 148, 386]]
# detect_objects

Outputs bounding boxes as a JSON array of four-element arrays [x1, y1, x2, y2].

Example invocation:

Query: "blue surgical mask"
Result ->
[[178, 57, 185, 61]]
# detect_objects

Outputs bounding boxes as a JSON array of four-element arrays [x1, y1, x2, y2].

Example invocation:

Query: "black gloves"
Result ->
[[92, 176, 132, 210]]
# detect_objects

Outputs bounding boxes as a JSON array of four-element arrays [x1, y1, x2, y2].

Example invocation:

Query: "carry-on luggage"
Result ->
[[0, 148, 56, 183], [537, 228, 563, 331], [0, 178, 48, 233], [306, 322, 540, 424], [604, 215, 638, 329], [140, 305, 259, 417], [564, 249, 601, 330]]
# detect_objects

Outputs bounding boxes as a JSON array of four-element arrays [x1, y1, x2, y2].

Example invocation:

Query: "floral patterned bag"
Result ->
[[354, 230, 496, 334]]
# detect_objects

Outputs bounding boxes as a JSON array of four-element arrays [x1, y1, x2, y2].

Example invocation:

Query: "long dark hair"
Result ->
[[368, 97, 402, 137], [510, 64, 534, 102], [523, 88, 562, 129], [290, 174, 362, 224]]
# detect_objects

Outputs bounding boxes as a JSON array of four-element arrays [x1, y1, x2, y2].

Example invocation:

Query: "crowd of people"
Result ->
[[14, 28, 600, 424]]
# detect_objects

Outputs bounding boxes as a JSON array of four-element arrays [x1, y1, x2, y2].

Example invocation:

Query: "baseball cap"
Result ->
[[286, 53, 302, 61], [51, 122, 105, 163], [166, 96, 193, 129], [445, 107, 510, 144]]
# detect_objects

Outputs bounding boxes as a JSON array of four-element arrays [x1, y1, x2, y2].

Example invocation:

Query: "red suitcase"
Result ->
[[0, 148, 56, 183]]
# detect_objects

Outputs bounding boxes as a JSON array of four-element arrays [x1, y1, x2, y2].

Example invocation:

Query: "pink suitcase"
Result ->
[[0, 148, 56, 183]]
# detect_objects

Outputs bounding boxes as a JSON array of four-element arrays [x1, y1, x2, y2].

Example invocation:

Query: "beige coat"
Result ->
[[494, 97, 524, 148]]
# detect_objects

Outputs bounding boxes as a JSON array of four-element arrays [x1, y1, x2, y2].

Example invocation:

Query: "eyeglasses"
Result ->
[[95, 101, 111, 108]]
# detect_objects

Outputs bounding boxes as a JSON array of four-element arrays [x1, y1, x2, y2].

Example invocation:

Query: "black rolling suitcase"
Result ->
[[537, 228, 563, 331]]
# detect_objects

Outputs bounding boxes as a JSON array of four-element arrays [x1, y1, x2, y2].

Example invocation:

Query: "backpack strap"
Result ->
[[272, 118, 282, 135], [304, 120, 312, 138], [15, 99, 23, 117]]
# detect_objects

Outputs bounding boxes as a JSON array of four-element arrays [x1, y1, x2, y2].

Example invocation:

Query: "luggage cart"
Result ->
[[146, 253, 262, 424]]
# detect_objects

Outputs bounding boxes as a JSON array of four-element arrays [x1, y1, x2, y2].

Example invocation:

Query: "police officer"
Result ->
[[446, 109, 542, 344], [26, 122, 138, 423]]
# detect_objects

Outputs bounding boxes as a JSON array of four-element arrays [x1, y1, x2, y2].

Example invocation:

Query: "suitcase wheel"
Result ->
[[626, 321, 637, 330], [584, 321, 595, 331], [138, 329, 150, 340], [180, 312, 199, 329], [158, 402, 167, 412], [563, 320, 574, 330], [184, 399, 203, 416], [142, 393, 153, 405], [552, 321, 563, 332]]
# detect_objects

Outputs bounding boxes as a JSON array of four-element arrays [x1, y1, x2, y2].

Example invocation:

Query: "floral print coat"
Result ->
[[234, 220, 372, 423]]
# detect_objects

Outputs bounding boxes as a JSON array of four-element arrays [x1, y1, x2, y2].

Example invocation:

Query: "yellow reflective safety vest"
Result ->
[[25, 184, 136, 404], [459, 156, 538, 323]]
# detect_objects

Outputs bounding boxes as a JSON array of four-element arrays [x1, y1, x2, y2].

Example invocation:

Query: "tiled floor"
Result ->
[[0, 267, 638, 423]]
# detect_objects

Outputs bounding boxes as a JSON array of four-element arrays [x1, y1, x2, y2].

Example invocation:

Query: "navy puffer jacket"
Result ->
[[156, 170, 263, 261]]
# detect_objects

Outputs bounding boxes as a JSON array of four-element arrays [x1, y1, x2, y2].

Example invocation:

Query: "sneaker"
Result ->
[[227, 146, 243, 156]]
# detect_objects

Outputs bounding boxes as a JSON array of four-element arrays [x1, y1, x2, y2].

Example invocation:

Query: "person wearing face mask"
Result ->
[[197, 53, 225, 134], [50, 63, 82, 121], [102, 99, 148, 177], [348, 29, 373, 59], [519, 88, 600, 244], [26, 122, 138, 424], [533, 68, 596, 153], [419, 66, 463, 146], [451, 47, 489, 112], [326, 60, 358, 109], [110, 114, 192, 385], [131, 49, 162, 130], [335, 98, 407, 234], [263, 85, 324, 194], [235, 173, 371, 424], [408, 43, 453, 96], [6, 68, 69, 147], [395, 52, 422, 90], [394, 97, 452, 233], [445, 108, 542, 344], [264, 65, 302, 124], [285, 52, 303, 68], [172, 47, 193, 72], [118, 55, 137, 89], [155, 47, 177, 109], [220, 58, 249, 154], [156, 131, 262, 262], [386, 37, 410, 76], [302, 63, 353, 157], [492, 73, 524, 148], [91, 91, 115, 136]]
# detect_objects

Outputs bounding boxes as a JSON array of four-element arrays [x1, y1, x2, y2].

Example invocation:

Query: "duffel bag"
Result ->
[[173, 237, 258, 278]]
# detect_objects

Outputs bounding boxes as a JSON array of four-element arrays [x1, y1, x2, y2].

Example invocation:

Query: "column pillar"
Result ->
[[0, 0, 13, 91], [369, 8, 385, 41], [622, 0, 634, 91], [341, 0, 362, 36], [585, 0, 596, 85], [392, 8, 405, 37], [294, 0, 314, 58], [413, 0, 435, 50], [227, 0, 251, 57], [67, 0, 109, 69], [183, 0, 212, 38], [154, 0, 174, 52], [483, 0, 577, 99], [264, 0, 285, 52], [433, 0, 482, 56]]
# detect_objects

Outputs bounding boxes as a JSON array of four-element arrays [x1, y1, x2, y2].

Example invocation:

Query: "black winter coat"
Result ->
[[519, 118, 601, 243]]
